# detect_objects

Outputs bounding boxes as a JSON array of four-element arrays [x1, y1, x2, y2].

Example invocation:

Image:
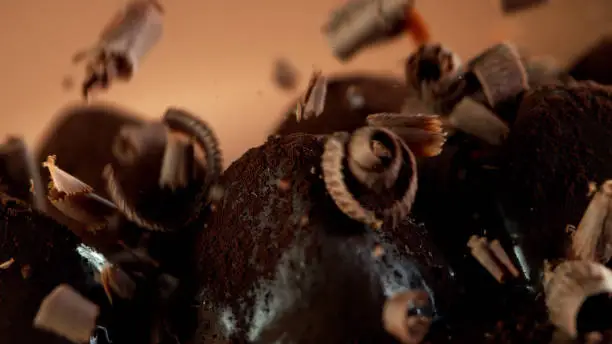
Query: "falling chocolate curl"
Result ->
[[545, 261, 612, 338], [383, 290, 432, 344], [446, 97, 509, 146], [469, 42, 529, 108], [272, 58, 299, 90], [571, 180, 612, 264], [323, 0, 415, 61], [43, 155, 117, 229], [75, 0, 164, 98], [322, 126, 419, 229], [34, 284, 100, 344], [468, 235, 506, 283]]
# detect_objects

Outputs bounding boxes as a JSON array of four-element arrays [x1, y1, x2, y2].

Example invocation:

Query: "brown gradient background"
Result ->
[[0, 0, 611, 165]]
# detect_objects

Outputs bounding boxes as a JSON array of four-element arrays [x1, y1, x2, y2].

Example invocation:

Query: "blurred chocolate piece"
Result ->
[[0, 136, 45, 211], [323, 0, 415, 61], [568, 37, 612, 85], [74, 0, 164, 99], [34, 284, 100, 343], [272, 58, 299, 90], [383, 290, 432, 344], [500, 0, 548, 14]]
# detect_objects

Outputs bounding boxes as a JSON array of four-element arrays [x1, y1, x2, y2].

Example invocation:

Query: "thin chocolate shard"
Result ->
[[43, 156, 117, 228], [544, 260, 612, 338], [158, 135, 194, 190], [467, 235, 506, 283], [469, 42, 529, 108], [571, 180, 612, 264], [447, 97, 509, 145], [112, 123, 168, 166], [33, 284, 100, 344], [366, 113, 446, 157], [323, 0, 415, 61], [383, 290, 432, 344], [0, 258, 14, 269], [302, 70, 328, 120]]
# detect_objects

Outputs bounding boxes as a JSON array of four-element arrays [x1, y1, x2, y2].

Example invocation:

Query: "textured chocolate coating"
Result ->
[[191, 133, 454, 343], [500, 82, 612, 263]]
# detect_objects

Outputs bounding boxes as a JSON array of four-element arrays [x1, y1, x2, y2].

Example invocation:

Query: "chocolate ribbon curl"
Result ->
[[322, 126, 418, 229]]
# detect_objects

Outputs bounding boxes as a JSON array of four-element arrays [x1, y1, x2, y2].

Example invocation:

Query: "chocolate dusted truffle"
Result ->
[[191, 133, 456, 343]]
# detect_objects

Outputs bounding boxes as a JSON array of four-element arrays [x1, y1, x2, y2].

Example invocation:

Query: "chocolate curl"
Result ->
[[323, 0, 415, 61], [469, 42, 529, 108], [544, 260, 612, 338], [489, 239, 521, 278], [571, 180, 612, 264], [158, 135, 195, 191], [77, 0, 164, 98], [43, 155, 117, 229], [33, 284, 100, 344], [383, 290, 432, 344]]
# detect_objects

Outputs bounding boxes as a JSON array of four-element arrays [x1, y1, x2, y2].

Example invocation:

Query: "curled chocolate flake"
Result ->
[[112, 123, 168, 166], [571, 180, 612, 264], [76, 0, 164, 99], [322, 132, 382, 229], [383, 290, 432, 344], [43, 155, 117, 229], [103, 163, 166, 232], [34, 284, 100, 344], [366, 113, 446, 157], [544, 260, 612, 338], [322, 126, 418, 229], [468, 42, 529, 108]]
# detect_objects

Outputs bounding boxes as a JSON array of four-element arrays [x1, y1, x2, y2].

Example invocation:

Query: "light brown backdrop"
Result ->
[[0, 0, 611, 164]]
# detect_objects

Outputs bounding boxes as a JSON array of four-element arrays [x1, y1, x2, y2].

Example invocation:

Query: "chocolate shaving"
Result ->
[[43, 155, 117, 229], [100, 264, 137, 304], [33, 284, 100, 344], [468, 235, 506, 283], [0, 258, 14, 270], [366, 113, 446, 157], [272, 58, 299, 90], [447, 97, 509, 145], [571, 180, 612, 264], [469, 42, 529, 108], [544, 260, 612, 338], [112, 123, 168, 166], [297, 70, 328, 121]]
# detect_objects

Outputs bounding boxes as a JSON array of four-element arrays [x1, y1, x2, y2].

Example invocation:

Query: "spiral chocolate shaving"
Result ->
[[162, 108, 223, 198], [103, 163, 167, 232], [322, 127, 418, 229]]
